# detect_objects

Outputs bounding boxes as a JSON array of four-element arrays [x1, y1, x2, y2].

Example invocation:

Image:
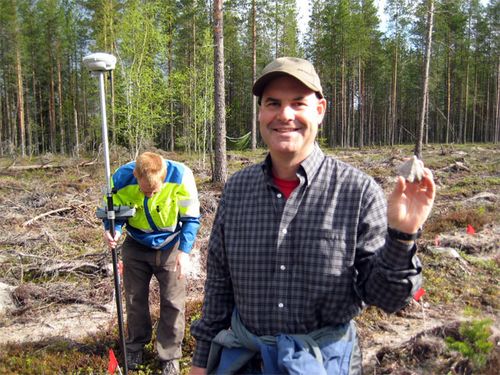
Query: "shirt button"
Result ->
[[277, 193, 282, 198], [280, 265, 286, 271], [282, 228, 287, 234], [278, 303, 284, 308]]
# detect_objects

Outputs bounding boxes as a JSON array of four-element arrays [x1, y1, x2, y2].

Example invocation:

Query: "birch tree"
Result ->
[[415, 0, 434, 159]]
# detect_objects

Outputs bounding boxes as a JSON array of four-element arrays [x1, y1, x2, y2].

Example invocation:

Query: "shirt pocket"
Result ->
[[300, 228, 353, 277]]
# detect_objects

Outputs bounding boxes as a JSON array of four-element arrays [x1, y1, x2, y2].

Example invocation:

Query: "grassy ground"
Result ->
[[0, 143, 498, 374]]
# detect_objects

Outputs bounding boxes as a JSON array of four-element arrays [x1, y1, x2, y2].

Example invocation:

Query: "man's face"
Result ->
[[137, 178, 161, 198], [258, 75, 326, 161]]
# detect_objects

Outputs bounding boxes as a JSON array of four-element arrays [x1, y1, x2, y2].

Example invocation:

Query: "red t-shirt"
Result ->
[[273, 175, 300, 199]]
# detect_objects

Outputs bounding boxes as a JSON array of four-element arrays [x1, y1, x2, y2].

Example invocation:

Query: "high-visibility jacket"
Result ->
[[103, 159, 201, 253]]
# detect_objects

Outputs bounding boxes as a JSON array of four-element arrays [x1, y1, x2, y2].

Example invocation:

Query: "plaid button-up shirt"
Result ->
[[191, 146, 422, 367]]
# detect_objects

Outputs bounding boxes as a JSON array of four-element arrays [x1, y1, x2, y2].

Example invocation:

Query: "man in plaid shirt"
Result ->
[[190, 57, 436, 375]]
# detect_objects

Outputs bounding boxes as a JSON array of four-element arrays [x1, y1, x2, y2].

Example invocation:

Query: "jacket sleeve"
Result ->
[[353, 179, 422, 313], [190, 194, 234, 367], [176, 166, 201, 253]]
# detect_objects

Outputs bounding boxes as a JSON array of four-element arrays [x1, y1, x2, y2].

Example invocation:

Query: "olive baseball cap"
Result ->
[[252, 57, 323, 99]]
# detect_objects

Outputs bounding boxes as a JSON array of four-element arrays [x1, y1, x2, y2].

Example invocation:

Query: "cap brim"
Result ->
[[252, 71, 323, 99]]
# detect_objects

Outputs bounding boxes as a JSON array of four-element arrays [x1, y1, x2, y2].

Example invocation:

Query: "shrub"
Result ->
[[445, 318, 494, 370]]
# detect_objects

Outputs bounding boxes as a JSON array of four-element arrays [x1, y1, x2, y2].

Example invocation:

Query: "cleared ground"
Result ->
[[0, 144, 498, 374]]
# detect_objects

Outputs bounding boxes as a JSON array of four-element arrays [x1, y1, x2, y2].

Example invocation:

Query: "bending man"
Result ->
[[103, 151, 200, 375]]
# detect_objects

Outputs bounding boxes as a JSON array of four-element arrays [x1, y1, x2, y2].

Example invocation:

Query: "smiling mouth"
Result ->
[[274, 128, 298, 133]]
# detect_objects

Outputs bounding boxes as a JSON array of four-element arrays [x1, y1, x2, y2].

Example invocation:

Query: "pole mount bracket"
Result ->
[[96, 206, 136, 220]]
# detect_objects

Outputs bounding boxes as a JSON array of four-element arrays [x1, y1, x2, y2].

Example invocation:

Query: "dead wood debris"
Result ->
[[11, 281, 113, 313], [22, 203, 91, 227], [3, 159, 97, 172], [0, 169, 112, 321], [441, 160, 471, 173]]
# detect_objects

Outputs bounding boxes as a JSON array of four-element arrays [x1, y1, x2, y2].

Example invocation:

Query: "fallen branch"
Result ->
[[5, 159, 97, 172], [0, 235, 46, 246], [6, 163, 61, 171], [12, 282, 112, 311], [23, 203, 89, 227], [41, 261, 107, 276]]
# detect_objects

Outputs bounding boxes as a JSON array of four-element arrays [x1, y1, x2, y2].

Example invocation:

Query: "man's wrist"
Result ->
[[387, 226, 422, 242]]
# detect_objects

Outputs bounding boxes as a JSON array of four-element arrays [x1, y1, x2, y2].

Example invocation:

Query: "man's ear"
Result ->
[[317, 98, 327, 120]]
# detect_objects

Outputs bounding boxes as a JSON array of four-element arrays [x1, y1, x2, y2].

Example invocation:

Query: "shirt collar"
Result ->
[[261, 144, 325, 186]]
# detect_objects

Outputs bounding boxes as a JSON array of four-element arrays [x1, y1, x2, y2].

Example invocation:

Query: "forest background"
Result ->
[[1, 0, 499, 164]]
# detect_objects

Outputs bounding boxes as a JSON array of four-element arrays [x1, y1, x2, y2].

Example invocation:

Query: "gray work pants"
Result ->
[[121, 236, 186, 361]]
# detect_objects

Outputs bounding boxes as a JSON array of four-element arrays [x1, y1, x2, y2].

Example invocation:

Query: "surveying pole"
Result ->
[[83, 52, 130, 375]]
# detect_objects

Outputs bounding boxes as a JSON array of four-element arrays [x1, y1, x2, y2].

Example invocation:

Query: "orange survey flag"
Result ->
[[466, 224, 476, 234], [413, 288, 426, 302], [108, 349, 119, 374]]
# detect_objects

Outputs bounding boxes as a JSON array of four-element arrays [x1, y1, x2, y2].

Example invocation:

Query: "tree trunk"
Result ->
[[38, 84, 46, 153], [495, 56, 500, 144], [415, 0, 434, 159], [0, 88, 4, 156], [110, 69, 116, 146], [464, 59, 470, 143], [350, 76, 355, 147], [472, 67, 477, 142], [10, 0, 25, 156], [446, 46, 451, 143], [166, 20, 174, 152], [71, 51, 79, 157], [274, 0, 279, 58], [390, 42, 398, 147], [192, 17, 197, 153], [110, 40, 116, 146], [48, 42, 57, 152], [15, 39, 25, 157], [358, 58, 364, 148], [56, 45, 65, 154], [213, 0, 227, 183], [341, 55, 346, 148], [251, 0, 257, 150], [5, 84, 14, 152], [203, 64, 209, 165], [485, 72, 490, 142]]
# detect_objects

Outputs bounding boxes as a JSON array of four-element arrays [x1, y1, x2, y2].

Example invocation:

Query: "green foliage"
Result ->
[[316, 137, 329, 149], [2, 0, 499, 157], [445, 319, 494, 370]]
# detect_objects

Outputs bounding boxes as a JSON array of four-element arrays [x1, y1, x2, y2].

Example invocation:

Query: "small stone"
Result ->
[[397, 155, 424, 183]]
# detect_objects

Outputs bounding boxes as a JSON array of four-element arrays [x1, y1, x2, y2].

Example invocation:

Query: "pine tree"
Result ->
[[213, 0, 227, 183]]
